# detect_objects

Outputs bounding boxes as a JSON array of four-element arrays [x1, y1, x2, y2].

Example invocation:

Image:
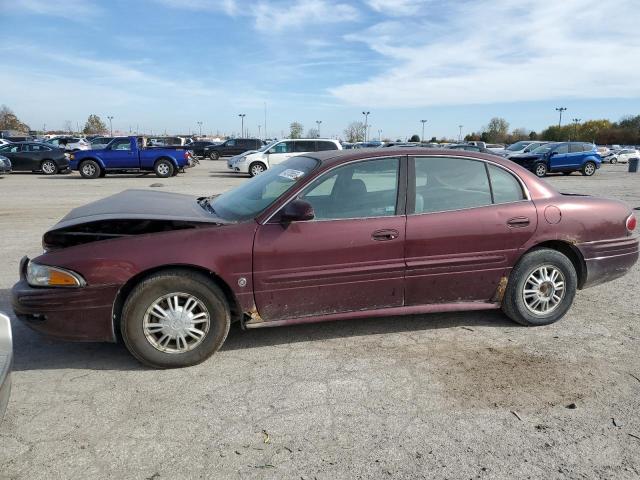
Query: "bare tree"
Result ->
[[289, 122, 303, 139], [343, 121, 366, 142]]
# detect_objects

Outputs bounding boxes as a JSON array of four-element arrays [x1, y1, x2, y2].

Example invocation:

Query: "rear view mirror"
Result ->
[[280, 199, 315, 222]]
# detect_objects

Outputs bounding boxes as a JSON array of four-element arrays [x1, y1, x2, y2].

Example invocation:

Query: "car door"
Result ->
[[100, 137, 137, 168], [405, 155, 537, 305], [253, 156, 407, 321], [565, 142, 586, 168], [548, 143, 570, 171], [265, 141, 294, 167], [0, 144, 27, 170]]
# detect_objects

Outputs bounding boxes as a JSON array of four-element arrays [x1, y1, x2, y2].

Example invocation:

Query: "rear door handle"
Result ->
[[372, 229, 399, 241], [507, 217, 530, 228]]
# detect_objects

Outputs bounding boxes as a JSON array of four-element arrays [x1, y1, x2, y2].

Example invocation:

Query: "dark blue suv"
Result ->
[[509, 142, 601, 177]]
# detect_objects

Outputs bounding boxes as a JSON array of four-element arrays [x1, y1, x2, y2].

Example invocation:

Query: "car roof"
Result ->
[[304, 147, 513, 169]]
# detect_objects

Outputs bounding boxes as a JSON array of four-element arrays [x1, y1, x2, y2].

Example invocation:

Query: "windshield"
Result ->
[[210, 156, 318, 221], [506, 141, 530, 151], [531, 144, 555, 154], [256, 140, 278, 153]]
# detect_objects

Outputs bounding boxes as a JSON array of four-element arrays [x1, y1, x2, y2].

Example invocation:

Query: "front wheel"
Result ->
[[79, 160, 101, 179], [582, 161, 596, 176], [610, 157, 618, 164], [249, 162, 266, 177], [209, 151, 220, 160], [502, 248, 577, 326], [121, 270, 231, 368], [533, 163, 547, 177], [41, 160, 58, 175], [154, 159, 174, 178]]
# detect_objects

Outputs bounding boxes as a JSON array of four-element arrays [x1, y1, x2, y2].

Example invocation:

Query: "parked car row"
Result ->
[[0, 142, 69, 174]]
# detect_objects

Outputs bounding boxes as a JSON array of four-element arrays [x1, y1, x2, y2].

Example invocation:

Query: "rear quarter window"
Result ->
[[317, 141, 338, 151], [488, 165, 525, 203]]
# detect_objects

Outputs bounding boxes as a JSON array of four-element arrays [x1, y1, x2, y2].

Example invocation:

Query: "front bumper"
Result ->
[[0, 313, 12, 423], [11, 257, 119, 342], [578, 236, 639, 288]]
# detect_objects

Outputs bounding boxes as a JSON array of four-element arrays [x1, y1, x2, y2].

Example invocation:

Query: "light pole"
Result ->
[[362, 111, 370, 142], [378, 129, 382, 141], [420, 119, 427, 143], [555, 107, 567, 128], [316, 120, 322, 138], [197, 121, 203, 137], [458, 125, 463, 142], [107, 116, 114, 136], [258, 124, 261, 139], [238, 114, 246, 137], [572, 118, 581, 140]]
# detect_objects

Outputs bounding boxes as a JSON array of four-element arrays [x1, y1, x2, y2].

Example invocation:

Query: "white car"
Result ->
[[606, 148, 639, 164], [46, 137, 91, 152], [0, 139, 11, 147], [228, 138, 342, 176]]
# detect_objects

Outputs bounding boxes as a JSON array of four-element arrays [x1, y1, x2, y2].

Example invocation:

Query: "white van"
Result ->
[[228, 138, 342, 176]]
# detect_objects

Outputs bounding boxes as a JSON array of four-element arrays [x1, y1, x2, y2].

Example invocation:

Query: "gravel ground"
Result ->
[[0, 160, 639, 480]]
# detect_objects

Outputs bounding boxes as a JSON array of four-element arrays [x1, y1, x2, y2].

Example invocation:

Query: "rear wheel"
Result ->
[[582, 161, 596, 176], [249, 161, 266, 177], [79, 160, 101, 179], [209, 151, 220, 160], [533, 163, 547, 177], [502, 248, 577, 326], [41, 160, 58, 175], [154, 158, 174, 178], [121, 270, 230, 369]]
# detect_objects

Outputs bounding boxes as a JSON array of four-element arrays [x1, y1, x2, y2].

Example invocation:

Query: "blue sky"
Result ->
[[2, 0, 639, 140]]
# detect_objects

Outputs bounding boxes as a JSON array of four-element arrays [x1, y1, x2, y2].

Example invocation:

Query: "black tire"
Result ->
[[79, 159, 101, 179], [121, 269, 230, 369], [533, 162, 547, 177], [99, 170, 107, 178], [610, 157, 617, 164], [41, 159, 58, 175], [209, 151, 220, 160], [502, 248, 577, 327], [582, 161, 596, 176], [154, 158, 174, 178], [249, 161, 267, 177]]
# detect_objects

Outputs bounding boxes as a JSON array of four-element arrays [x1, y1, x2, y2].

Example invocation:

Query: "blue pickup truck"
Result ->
[[70, 136, 194, 179]]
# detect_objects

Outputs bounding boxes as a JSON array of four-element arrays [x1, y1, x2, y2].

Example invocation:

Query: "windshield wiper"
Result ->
[[198, 196, 217, 215]]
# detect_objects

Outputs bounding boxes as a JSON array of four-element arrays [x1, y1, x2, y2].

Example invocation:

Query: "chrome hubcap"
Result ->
[[158, 163, 170, 175], [536, 165, 545, 176], [82, 163, 96, 176], [522, 265, 565, 315], [143, 293, 210, 353], [585, 164, 595, 175], [42, 162, 55, 173], [251, 165, 264, 175]]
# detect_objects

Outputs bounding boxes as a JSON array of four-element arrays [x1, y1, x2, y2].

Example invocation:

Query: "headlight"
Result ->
[[27, 261, 86, 287]]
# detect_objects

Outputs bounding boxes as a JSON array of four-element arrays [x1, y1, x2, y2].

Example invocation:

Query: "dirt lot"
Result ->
[[0, 161, 639, 479]]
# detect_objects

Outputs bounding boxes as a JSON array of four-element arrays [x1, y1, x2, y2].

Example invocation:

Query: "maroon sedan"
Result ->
[[12, 149, 639, 368]]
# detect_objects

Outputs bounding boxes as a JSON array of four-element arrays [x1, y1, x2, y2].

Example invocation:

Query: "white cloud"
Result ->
[[253, 0, 359, 31], [6, 0, 101, 19], [365, 0, 429, 16], [331, 0, 640, 107], [153, 0, 238, 15]]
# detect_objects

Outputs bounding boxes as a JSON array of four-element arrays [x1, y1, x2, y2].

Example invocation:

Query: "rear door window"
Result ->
[[413, 157, 492, 214], [553, 144, 569, 154], [317, 141, 338, 151], [569, 143, 584, 153], [487, 164, 525, 203], [294, 141, 315, 153]]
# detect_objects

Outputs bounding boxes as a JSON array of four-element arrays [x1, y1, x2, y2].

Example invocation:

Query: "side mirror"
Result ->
[[549, 151, 557, 157], [267, 148, 276, 154], [280, 199, 315, 223]]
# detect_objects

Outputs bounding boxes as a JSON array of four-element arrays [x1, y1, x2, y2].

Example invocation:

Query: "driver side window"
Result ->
[[300, 157, 400, 220], [111, 139, 131, 151]]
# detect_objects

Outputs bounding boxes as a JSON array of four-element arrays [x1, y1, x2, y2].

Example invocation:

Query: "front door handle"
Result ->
[[507, 217, 530, 228], [372, 229, 399, 241]]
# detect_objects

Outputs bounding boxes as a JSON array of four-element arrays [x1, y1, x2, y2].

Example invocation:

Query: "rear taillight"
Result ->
[[627, 214, 637, 232]]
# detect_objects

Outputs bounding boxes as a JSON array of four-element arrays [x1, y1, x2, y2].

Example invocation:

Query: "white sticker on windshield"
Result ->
[[279, 169, 305, 180]]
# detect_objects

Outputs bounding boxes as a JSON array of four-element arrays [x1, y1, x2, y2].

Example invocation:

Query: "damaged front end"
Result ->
[[42, 219, 206, 250]]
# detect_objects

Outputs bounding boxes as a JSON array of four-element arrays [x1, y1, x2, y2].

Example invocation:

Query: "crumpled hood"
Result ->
[[510, 153, 543, 162], [52, 189, 223, 231]]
